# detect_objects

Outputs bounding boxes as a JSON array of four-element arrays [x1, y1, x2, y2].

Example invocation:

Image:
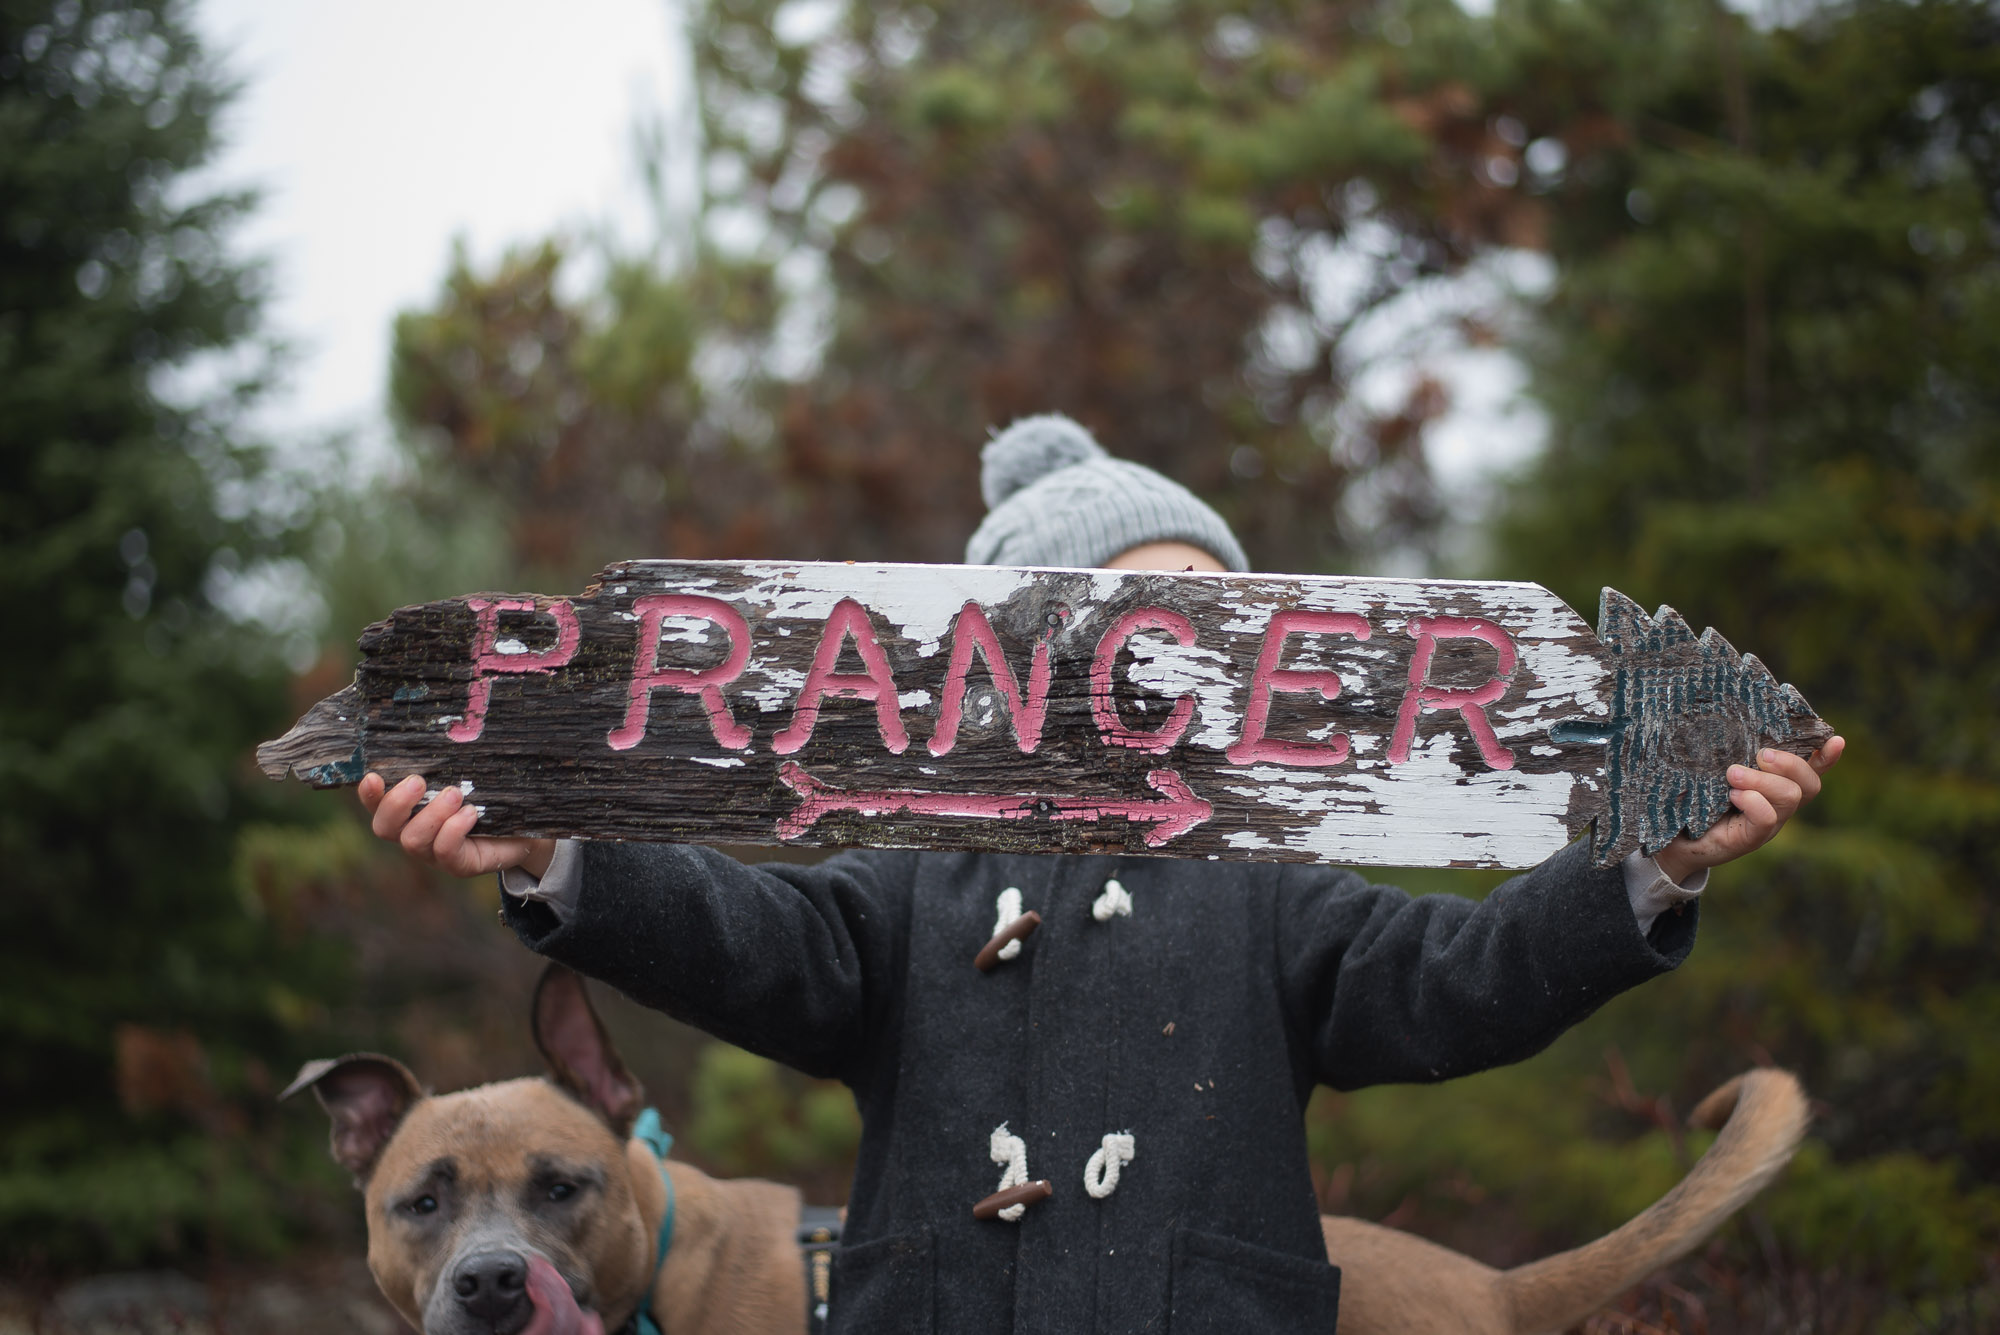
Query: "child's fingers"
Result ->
[[431, 802, 485, 874], [1756, 748, 1821, 804], [1733, 763, 1805, 820], [357, 772, 386, 814], [398, 784, 463, 861], [1728, 782, 1780, 833], [370, 773, 428, 841], [1810, 735, 1846, 775]]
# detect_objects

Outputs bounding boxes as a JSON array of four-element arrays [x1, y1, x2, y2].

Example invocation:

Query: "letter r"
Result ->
[[607, 595, 753, 751], [1387, 617, 1518, 770]]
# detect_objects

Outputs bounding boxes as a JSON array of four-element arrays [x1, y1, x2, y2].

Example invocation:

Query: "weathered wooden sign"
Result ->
[[259, 561, 1831, 869]]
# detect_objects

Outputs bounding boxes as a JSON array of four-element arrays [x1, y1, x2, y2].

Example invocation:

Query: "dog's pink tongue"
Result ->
[[520, 1255, 604, 1335]]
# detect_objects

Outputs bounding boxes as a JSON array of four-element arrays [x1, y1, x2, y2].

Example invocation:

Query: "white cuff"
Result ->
[[1623, 850, 1707, 936], [498, 839, 583, 924]]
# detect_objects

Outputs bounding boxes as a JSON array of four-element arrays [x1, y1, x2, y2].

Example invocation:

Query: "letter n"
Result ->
[[929, 602, 1052, 757]]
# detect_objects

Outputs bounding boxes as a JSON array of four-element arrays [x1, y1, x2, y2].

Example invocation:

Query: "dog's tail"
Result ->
[[1499, 1069, 1809, 1335]]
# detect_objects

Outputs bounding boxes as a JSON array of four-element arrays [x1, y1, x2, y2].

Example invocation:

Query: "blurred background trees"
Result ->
[[0, 0, 356, 1266], [5, 0, 1996, 1329], [1306, 4, 2000, 1329]]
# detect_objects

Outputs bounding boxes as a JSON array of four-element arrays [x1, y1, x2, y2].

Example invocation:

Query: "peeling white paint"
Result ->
[[433, 560, 1625, 867], [658, 615, 720, 644], [1123, 636, 1244, 750], [743, 666, 807, 714], [1216, 735, 1575, 866]]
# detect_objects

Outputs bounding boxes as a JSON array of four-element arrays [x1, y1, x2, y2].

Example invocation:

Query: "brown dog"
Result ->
[[290, 966, 1805, 1335], [285, 965, 806, 1335], [1321, 1068, 1807, 1334]]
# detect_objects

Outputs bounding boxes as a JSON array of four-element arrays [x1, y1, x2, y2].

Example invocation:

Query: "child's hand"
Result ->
[[1653, 736, 1845, 885], [359, 772, 557, 881]]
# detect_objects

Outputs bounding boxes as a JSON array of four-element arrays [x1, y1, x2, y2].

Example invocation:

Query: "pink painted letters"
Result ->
[[929, 601, 1053, 757], [1387, 616, 1518, 770], [1225, 610, 1371, 766], [772, 598, 911, 755], [1090, 609, 1197, 754], [448, 597, 582, 744], [606, 595, 752, 752]]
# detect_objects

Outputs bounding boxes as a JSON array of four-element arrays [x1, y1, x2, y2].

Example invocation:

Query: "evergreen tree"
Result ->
[[1316, 2, 1999, 1326], [0, 0, 346, 1263]]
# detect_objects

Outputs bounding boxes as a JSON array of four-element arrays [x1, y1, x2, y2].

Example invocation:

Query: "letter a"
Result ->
[[772, 599, 911, 755]]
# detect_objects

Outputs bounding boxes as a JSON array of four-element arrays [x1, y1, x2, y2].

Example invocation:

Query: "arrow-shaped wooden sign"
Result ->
[[259, 561, 1831, 869]]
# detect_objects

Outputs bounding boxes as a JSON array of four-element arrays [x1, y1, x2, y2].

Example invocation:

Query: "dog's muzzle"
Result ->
[[452, 1250, 532, 1333]]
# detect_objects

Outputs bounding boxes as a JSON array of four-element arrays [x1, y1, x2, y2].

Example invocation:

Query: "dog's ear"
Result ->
[[281, 1054, 424, 1183], [532, 964, 645, 1137]]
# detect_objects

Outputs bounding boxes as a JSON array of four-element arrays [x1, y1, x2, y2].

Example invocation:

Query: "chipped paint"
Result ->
[[263, 559, 1824, 869]]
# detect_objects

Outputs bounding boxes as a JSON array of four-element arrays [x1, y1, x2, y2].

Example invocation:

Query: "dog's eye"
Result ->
[[548, 1182, 577, 1203], [409, 1195, 439, 1215]]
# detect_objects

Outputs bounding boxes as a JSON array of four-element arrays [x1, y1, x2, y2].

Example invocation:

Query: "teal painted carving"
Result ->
[[1559, 590, 1833, 866]]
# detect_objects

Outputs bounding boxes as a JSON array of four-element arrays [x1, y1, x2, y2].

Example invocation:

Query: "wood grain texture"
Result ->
[[259, 560, 1830, 869]]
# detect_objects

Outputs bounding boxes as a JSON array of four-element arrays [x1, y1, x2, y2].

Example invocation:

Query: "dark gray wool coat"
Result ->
[[501, 836, 1696, 1335]]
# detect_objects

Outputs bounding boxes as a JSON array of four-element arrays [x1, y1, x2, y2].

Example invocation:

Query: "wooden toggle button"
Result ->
[[974, 910, 1042, 972], [973, 1179, 1053, 1221]]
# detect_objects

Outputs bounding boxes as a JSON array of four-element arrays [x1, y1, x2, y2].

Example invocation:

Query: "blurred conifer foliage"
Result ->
[[689, 0, 1480, 570], [389, 242, 788, 584], [394, 0, 1574, 578], [1308, 2, 2000, 1327], [0, 0, 350, 1264]]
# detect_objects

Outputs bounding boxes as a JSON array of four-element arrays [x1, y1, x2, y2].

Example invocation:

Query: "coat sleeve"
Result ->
[[500, 842, 920, 1086], [1273, 837, 1697, 1092]]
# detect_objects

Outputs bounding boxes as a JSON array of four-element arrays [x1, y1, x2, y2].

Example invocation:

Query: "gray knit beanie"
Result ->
[[963, 415, 1250, 571]]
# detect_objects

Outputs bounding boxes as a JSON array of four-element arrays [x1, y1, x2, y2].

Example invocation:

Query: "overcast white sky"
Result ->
[[194, 0, 691, 459]]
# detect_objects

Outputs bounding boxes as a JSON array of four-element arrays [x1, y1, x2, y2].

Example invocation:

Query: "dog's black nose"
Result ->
[[452, 1250, 529, 1325]]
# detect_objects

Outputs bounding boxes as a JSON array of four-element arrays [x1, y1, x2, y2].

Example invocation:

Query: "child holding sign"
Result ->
[[364, 415, 1838, 1333]]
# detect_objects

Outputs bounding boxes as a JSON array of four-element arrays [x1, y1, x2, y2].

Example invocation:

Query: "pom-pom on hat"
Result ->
[[964, 414, 1250, 571]]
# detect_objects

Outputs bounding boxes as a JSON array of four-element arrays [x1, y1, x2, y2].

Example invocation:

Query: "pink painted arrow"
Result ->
[[775, 762, 1213, 847]]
